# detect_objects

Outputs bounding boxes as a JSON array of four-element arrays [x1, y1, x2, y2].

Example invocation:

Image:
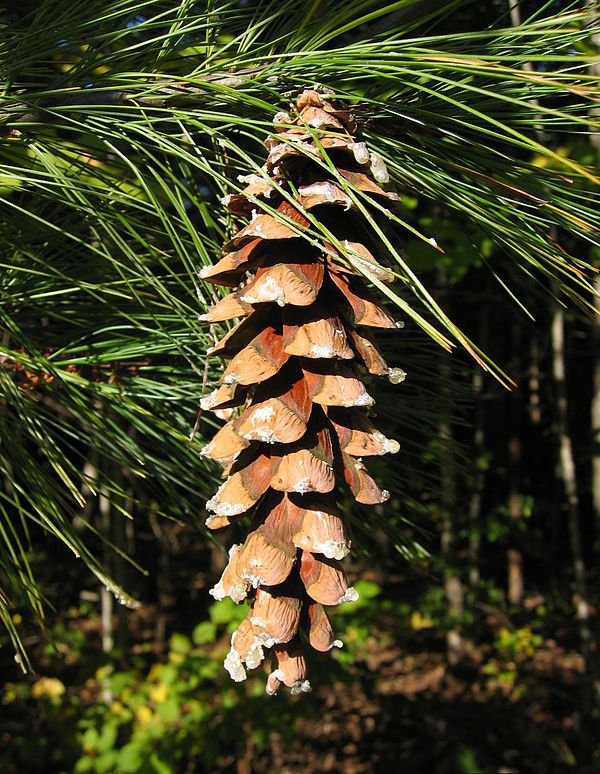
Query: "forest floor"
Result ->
[[234, 628, 593, 774], [212, 565, 597, 774], [3, 564, 597, 774]]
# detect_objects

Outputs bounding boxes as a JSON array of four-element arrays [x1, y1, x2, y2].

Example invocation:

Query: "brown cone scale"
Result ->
[[201, 90, 402, 693]]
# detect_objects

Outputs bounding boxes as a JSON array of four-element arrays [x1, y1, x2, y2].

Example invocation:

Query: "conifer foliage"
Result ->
[[200, 90, 403, 693]]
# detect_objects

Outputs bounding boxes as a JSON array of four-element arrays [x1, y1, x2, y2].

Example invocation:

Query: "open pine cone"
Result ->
[[200, 89, 404, 695]]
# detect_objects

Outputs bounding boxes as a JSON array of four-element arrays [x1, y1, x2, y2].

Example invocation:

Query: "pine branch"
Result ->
[[0, 67, 270, 125]]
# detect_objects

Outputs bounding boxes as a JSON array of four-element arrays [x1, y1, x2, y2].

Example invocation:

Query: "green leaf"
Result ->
[[150, 754, 173, 774], [155, 697, 179, 724], [115, 743, 144, 773], [192, 620, 217, 645]]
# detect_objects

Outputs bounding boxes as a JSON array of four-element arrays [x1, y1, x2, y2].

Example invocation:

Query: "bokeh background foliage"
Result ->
[[1, 1, 600, 771]]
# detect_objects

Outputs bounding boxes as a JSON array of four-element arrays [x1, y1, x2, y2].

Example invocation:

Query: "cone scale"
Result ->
[[201, 90, 403, 694]]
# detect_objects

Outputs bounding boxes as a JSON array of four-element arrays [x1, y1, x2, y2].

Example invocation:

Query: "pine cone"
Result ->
[[200, 89, 403, 694]]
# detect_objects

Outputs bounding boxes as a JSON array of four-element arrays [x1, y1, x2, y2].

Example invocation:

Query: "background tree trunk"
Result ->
[[507, 321, 524, 607], [551, 304, 591, 664], [439, 356, 465, 665]]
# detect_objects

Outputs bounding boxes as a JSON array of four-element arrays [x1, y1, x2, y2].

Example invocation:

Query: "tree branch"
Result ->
[[0, 67, 269, 126]]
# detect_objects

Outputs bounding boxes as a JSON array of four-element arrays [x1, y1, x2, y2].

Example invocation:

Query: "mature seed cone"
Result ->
[[200, 89, 405, 694]]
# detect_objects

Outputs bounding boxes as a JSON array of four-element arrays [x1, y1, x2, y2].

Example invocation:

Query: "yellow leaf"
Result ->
[[149, 682, 169, 704], [410, 610, 433, 630], [31, 677, 66, 699], [135, 705, 153, 725]]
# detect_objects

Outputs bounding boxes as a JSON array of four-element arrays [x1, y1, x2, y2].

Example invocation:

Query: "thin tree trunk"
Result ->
[[507, 439, 524, 606], [551, 306, 591, 662], [439, 357, 465, 665], [508, 1, 545, 138], [83, 417, 130, 669], [467, 366, 484, 589], [112, 483, 131, 654], [83, 451, 115, 704], [99, 460, 130, 656], [467, 281, 492, 591], [82, 453, 114, 657], [528, 333, 542, 427], [505, 0, 534, 608], [99, 484, 114, 656], [150, 509, 173, 645], [507, 320, 525, 607]]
